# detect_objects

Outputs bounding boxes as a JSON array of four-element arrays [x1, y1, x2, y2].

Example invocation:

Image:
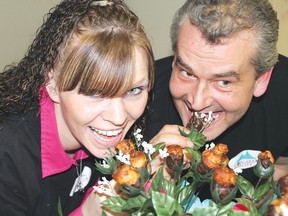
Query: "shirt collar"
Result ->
[[40, 86, 89, 178]]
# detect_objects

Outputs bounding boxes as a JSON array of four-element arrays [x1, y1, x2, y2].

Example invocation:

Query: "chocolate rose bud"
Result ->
[[112, 164, 141, 188], [130, 151, 147, 169], [197, 143, 229, 175], [115, 139, 135, 155], [278, 175, 288, 195], [186, 112, 215, 132], [211, 167, 237, 204], [186, 115, 204, 132], [264, 190, 288, 216], [253, 150, 275, 179], [166, 145, 184, 171]]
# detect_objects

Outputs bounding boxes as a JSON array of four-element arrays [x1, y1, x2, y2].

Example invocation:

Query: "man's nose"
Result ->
[[189, 81, 213, 111]]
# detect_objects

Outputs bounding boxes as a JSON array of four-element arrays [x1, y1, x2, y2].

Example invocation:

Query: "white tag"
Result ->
[[69, 166, 92, 197], [228, 150, 261, 170]]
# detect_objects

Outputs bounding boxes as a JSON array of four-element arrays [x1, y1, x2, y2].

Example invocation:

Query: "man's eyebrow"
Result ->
[[176, 55, 240, 80], [175, 55, 193, 72], [213, 71, 240, 80]]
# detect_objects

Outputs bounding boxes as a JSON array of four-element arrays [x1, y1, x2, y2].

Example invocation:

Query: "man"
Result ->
[[144, 0, 288, 195]]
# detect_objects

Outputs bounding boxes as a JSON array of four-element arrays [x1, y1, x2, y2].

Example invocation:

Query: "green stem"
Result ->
[[252, 178, 262, 203], [140, 190, 150, 199], [171, 171, 181, 182]]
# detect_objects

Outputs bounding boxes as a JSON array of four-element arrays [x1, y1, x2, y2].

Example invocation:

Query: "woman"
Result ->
[[0, 0, 154, 215]]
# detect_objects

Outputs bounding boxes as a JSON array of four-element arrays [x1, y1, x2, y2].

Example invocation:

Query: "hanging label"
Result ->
[[69, 166, 92, 197]]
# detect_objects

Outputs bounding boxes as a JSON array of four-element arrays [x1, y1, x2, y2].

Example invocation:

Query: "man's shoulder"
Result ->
[[154, 56, 174, 88], [155, 56, 174, 76], [278, 54, 288, 66], [155, 56, 174, 67], [274, 54, 288, 73], [267, 54, 288, 93], [273, 54, 288, 76]]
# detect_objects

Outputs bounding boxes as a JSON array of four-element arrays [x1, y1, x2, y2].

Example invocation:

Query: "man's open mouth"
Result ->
[[186, 111, 219, 132]]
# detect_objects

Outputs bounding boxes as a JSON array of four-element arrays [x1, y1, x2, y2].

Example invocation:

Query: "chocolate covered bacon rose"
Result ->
[[115, 139, 135, 155], [166, 144, 184, 171], [197, 143, 229, 175], [253, 150, 275, 179], [112, 164, 141, 187], [112, 139, 148, 188], [265, 189, 288, 216], [211, 166, 237, 204]]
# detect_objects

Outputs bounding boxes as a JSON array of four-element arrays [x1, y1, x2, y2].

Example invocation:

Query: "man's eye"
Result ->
[[180, 70, 196, 80], [218, 80, 231, 88]]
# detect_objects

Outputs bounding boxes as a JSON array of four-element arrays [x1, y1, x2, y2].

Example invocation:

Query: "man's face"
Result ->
[[170, 19, 271, 141]]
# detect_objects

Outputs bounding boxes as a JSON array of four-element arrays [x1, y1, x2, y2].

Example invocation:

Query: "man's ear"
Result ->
[[253, 66, 274, 97], [46, 69, 60, 103]]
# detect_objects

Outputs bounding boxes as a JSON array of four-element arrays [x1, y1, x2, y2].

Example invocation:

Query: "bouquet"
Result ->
[[94, 114, 288, 216]]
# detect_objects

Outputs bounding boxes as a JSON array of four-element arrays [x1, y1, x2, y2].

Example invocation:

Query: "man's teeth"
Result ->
[[90, 127, 123, 136], [194, 111, 219, 123]]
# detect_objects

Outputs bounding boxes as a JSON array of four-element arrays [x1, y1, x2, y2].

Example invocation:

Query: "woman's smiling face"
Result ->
[[48, 47, 150, 158]]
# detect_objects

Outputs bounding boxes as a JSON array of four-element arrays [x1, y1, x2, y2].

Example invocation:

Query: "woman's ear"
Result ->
[[253, 66, 273, 97], [46, 69, 60, 103]]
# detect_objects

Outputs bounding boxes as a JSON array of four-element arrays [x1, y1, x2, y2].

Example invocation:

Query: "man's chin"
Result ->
[[202, 128, 224, 142]]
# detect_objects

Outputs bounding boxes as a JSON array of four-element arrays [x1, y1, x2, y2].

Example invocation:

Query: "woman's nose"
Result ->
[[102, 98, 128, 126]]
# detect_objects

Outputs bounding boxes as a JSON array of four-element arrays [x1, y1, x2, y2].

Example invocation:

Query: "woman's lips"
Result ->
[[89, 126, 124, 146], [89, 127, 123, 136]]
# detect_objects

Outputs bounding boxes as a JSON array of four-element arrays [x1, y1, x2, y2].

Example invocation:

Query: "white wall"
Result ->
[[125, 0, 186, 60], [0, 0, 60, 70], [269, 0, 288, 57], [0, 0, 287, 70]]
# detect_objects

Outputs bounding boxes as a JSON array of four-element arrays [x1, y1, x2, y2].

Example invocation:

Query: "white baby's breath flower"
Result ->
[[142, 141, 156, 156], [135, 133, 143, 141], [204, 111, 213, 122], [93, 177, 114, 196], [159, 148, 169, 158], [98, 177, 110, 185], [133, 128, 143, 147], [233, 168, 243, 175], [205, 142, 215, 150], [133, 128, 142, 136], [116, 150, 130, 165], [100, 159, 110, 168]]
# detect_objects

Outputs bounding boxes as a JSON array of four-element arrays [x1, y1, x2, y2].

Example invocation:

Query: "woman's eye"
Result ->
[[127, 87, 143, 96], [88, 92, 102, 99]]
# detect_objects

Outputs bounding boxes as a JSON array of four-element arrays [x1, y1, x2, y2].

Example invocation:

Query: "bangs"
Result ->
[[57, 32, 135, 97]]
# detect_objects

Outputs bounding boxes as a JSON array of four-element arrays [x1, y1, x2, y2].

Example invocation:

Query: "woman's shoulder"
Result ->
[[0, 108, 41, 154]]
